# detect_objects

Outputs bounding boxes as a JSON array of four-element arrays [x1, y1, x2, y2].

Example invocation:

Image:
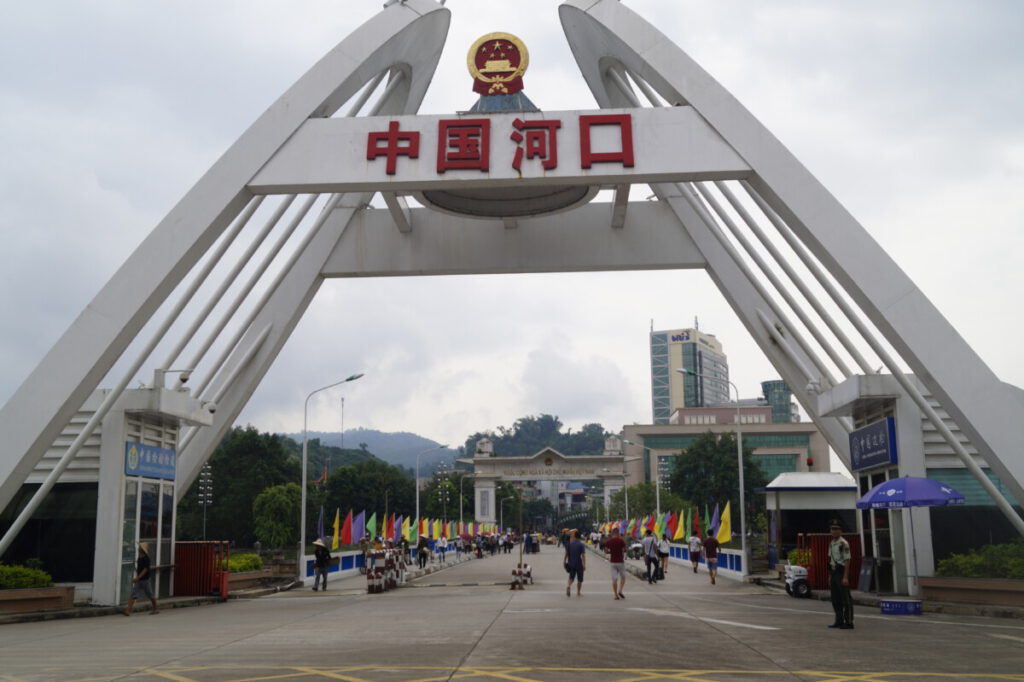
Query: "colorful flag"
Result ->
[[710, 503, 720, 538], [667, 511, 678, 539], [342, 509, 353, 546], [316, 505, 325, 543], [716, 501, 732, 545], [367, 512, 377, 539], [331, 508, 341, 550], [433, 518, 441, 539], [703, 506, 711, 536], [353, 510, 365, 542], [672, 510, 687, 541], [402, 516, 411, 542]]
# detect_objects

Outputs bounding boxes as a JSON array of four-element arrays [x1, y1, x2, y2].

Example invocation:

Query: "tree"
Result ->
[[462, 414, 610, 458], [177, 426, 300, 546], [607, 482, 691, 520], [668, 430, 768, 522], [323, 458, 415, 525], [252, 483, 301, 548]]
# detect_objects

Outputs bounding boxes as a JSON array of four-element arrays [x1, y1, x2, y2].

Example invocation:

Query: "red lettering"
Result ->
[[579, 114, 634, 168], [367, 121, 420, 175], [438, 119, 490, 172], [511, 118, 561, 171]]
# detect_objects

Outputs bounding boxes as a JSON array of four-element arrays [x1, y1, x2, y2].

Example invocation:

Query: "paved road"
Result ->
[[2, 544, 1023, 681]]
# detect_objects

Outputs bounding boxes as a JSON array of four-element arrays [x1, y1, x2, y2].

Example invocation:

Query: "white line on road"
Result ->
[[629, 607, 779, 631], [687, 595, 1024, 632], [990, 633, 1024, 643]]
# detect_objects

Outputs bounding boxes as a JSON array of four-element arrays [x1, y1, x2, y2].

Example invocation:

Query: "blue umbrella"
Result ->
[[856, 476, 964, 591], [856, 475, 964, 509]]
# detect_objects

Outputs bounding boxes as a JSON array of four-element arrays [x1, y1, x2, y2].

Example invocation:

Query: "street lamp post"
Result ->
[[415, 444, 447, 523], [677, 367, 747, 576], [300, 373, 363, 580], [500, 496, 516, 531], [459, 474, 472, 526], [623, 440, 659, 515], [615, 454, 642, 520]]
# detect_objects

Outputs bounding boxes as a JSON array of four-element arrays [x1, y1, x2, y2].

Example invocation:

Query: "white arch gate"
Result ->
[[1, 0, 1021, 599]]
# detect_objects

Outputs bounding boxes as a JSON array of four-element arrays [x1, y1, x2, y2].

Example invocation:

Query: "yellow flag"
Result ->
[[716, 501, 732, 545], [331, 508, 340, 550], [672, 510, 687, 541], [402, 516, 410, 542], [433, 519, 440, 539]]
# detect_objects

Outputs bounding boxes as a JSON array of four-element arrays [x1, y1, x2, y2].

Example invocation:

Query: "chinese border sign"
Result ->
[[124, 441, 176, 480], [250, 107, 749, 194], [849, 417, 898, 472]]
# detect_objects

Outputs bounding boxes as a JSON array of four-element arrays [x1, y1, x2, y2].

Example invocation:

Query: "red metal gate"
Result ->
[[174, 541, 230, 597], [797, 533, 861, 590]]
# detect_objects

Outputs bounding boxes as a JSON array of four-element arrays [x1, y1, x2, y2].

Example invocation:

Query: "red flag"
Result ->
[[341, 509, 353, 546], [646, 515, 656, 533], [667, 511, 678, 538], [692, 507, 701, 538]]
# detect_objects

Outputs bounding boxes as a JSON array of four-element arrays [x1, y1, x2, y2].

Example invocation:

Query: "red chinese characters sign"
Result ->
[[366, 114, 634, 176]]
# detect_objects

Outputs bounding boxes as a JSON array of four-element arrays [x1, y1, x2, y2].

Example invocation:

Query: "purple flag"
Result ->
[[353, 510, 366, 542], [710, 503, 721, 538], [316, 505, 325, 542], [394, 515, 403, 541]]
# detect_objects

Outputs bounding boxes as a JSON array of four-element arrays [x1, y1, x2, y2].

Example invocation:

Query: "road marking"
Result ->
[[41, 665, 1024, 681], [689, 595, 1024, 632], [629, 606, 779, 631], [507, 608, 566, 613], [991, 633, 1024, 644]]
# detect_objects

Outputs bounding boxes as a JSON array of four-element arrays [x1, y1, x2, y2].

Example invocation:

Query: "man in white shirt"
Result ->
[[688, 534, 703, 574], [641, 529, 659, 584]]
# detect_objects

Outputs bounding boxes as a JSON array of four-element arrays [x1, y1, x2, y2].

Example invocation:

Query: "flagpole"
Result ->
[[300, 373, 364, 582], [678, 368, 746, 577]]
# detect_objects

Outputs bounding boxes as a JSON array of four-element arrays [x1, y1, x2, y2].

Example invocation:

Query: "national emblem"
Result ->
[[467, 32, 529, 96]]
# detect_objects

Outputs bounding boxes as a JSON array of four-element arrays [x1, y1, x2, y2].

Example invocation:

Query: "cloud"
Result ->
[[1, 0, 1021, 453]]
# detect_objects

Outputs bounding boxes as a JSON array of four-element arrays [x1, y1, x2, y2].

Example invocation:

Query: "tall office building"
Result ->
[[761, 379, 798, 423], [650, 327, 730, 423]]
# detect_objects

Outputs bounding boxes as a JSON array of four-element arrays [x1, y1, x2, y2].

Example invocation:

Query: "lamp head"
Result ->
[[344, 373, 365, 382]]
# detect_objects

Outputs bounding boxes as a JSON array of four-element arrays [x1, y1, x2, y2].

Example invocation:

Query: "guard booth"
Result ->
[[761, 472, 859, 570], [90, 384, 213, 605]]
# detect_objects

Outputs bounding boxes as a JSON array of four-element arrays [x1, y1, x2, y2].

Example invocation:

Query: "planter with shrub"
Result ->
[[920, 539, 1024, 606], [0, 564, 74, 613]]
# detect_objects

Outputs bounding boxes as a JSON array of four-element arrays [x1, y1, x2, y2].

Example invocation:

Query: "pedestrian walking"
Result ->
[[312, 538, 331, 591], [702, 533, 720, 585], [641, 529, 659, 584], [603, 526, 627, 600], [658, 533, 671, 578], [416, 534, 430, 569], [563, 530, 586, 597], [828, 519, 854, 629], [122, 542, 159, 615], [688, 533, 703, 574], [437, 535, 449, 562]]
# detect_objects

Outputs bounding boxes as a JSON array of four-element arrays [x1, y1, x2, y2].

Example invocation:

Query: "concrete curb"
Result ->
[[752, 575, 1024, 620]]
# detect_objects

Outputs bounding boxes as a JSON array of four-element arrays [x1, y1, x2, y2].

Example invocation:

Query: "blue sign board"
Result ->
[[124, 441, 176, 480], [849, 417, 898, 471]]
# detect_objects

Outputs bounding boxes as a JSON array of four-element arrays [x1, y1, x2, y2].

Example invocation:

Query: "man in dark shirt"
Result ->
[[603, 526, 627, 600], [312, 538, 331, 591], [703, 534, 721, 585], [123, 542, 159, 615], [563, 530, 586, 597]]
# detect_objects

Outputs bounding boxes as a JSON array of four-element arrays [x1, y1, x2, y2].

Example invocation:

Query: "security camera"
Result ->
[[178, 370, 192, 384], [203, 401, 217, 414]]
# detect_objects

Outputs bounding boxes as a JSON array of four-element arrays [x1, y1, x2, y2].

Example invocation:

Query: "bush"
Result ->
[[0, 564, 54, 589], [227, 553, 263, 573], [936, 538, 1024, 579], [787, 548, 812, 566]]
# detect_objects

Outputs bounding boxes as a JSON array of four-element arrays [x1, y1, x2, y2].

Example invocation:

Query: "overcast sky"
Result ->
[[1, 1, 1021, 455]]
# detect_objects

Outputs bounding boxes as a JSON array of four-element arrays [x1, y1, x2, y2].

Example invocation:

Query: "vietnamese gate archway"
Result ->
[[2, 0, 1022, 604]]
